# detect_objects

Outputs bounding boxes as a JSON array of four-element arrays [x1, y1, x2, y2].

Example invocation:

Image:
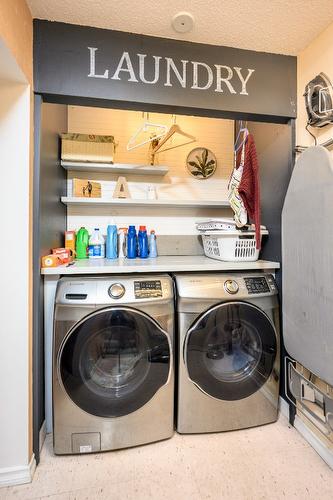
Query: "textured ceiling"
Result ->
[[27, 0, 333, 56]]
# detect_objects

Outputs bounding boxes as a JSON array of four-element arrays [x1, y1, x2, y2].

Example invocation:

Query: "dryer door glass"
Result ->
[[185, 302, 277, 401], [59, 307, 171, 417]]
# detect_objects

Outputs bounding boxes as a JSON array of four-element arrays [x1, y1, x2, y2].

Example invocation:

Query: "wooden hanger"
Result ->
[[153, 123, 196, 154]]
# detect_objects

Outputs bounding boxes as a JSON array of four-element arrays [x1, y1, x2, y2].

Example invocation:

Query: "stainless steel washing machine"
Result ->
[[175, 272, 280, 433], [53, 275, 174, 454]]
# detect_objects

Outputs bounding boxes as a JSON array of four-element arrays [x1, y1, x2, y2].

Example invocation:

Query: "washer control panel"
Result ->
[[134, 280, 163, 299], [245, 276, 272, 294]]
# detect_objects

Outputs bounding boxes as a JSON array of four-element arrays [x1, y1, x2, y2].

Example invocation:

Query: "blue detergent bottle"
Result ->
[[106, 224, 118, 259], [138, 226, 149, 258], [149, 230, 158, 258], [127, 225, 137, 259]]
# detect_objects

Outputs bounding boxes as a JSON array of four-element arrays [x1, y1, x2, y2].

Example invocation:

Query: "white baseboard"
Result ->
[[294, 416, 333, 470], [39, 420, 47, 452], [0, 454, 36, 488], [279, 396, 333, 470], [279, 396, 290, 419]]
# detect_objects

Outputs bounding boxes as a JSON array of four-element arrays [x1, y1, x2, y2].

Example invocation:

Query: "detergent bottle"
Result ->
[[127, 225, 137, 259], [138, 226, 149, 258], [88, 228, 105, 258], [149, 230, 158, 258], [118, 227, 127, 258], [75, 227, 89, 259], [106, 224, 118, 259]]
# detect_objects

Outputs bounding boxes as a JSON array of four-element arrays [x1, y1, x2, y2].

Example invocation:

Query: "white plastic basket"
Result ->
[[201, 230, 268, 262]]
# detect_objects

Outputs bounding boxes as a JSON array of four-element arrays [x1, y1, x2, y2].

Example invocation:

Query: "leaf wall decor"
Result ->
[[186, 148, 217, 179]]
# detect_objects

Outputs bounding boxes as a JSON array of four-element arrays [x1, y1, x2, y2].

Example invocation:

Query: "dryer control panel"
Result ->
[[174, 272, 278, 302], [244, 275, 276, 294]]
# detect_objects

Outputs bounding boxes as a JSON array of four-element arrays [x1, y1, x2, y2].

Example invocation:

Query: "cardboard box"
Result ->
[[42, 255, 61, 268], [61, 133, 115, 163], [52, 248, 73, 264]]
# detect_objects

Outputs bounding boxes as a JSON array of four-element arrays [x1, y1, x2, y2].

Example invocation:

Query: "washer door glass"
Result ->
[[59, 307, 171, 417], [185, 302, 277, 401]]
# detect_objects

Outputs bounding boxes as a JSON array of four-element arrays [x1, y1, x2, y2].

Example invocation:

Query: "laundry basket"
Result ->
[[201, 229, 268, 262]]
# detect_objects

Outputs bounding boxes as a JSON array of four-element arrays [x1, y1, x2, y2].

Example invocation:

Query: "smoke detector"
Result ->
[[172, 12, 194, 33]]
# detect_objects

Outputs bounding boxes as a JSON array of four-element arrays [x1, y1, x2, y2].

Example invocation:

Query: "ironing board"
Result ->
[[282, 146, 333, 386]]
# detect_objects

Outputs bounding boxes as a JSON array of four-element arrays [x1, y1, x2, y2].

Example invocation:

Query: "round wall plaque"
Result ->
[[186, 148, 217, 179]]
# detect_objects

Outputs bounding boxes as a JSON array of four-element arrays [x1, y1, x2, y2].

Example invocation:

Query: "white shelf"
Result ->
[[41, 256, 280, 275], [61, 196, 230, 208], [61, 160, 169, 176]]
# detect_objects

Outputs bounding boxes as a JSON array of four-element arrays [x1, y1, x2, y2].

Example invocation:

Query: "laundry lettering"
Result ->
[[87, 47, 255, 95], [191, 61, 214, 91], [111, 51, 138, 82]]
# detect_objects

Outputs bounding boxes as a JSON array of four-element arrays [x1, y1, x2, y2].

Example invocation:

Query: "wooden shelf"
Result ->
[[61, 197, 230, 208], [61, 160, 169, 176]]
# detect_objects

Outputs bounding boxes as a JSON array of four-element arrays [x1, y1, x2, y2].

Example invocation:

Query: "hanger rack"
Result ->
[[296, 74, 333, 152]]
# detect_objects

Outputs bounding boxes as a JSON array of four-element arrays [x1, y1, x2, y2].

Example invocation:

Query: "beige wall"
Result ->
[[297, 21, 333, 147], [0, 0, 34, 480], [0, 81, 31, 473], [0, 0, 33, 84]]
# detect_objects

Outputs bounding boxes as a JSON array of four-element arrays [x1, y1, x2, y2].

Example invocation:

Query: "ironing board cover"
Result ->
[[282, 146, 333, 385]]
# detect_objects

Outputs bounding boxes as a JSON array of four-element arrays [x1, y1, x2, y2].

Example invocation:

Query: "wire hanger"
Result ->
[[126, 112, 168, 151], [153, 115, 196, 154], [234, 120, 249, 153], [234, 120, 244, 149]]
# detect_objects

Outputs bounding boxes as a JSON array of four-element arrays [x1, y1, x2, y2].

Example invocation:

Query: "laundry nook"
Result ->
[[1, 2, 333, 499]]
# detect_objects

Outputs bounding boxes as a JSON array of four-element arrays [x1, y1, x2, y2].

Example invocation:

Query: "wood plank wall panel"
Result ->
[[67, 106, 234, 235]]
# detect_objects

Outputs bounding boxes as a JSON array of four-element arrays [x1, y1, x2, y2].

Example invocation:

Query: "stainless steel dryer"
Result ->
[[175, 272, 280, 433], [53, 275, 174, 454]]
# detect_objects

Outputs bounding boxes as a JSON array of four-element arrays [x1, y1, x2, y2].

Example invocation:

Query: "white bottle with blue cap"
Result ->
[[88, 228, 105, 259]]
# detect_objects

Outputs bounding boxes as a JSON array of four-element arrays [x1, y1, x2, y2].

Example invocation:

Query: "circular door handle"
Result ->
[[108, 283, 125, 299], [224, 279, 239, 294]]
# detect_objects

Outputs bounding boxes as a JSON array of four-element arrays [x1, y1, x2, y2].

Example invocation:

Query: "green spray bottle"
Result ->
[[76, 227, 89, 259]]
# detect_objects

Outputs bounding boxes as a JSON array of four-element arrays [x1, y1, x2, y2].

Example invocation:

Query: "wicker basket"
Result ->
[[201, 229, 268, 262], [61, 133, 115, 163]]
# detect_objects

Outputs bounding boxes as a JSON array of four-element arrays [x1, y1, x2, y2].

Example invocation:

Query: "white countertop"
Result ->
[[41, 256, 280, 275]]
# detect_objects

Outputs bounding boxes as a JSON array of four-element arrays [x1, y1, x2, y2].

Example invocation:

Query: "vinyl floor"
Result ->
[[1, 413, 333, 500]]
